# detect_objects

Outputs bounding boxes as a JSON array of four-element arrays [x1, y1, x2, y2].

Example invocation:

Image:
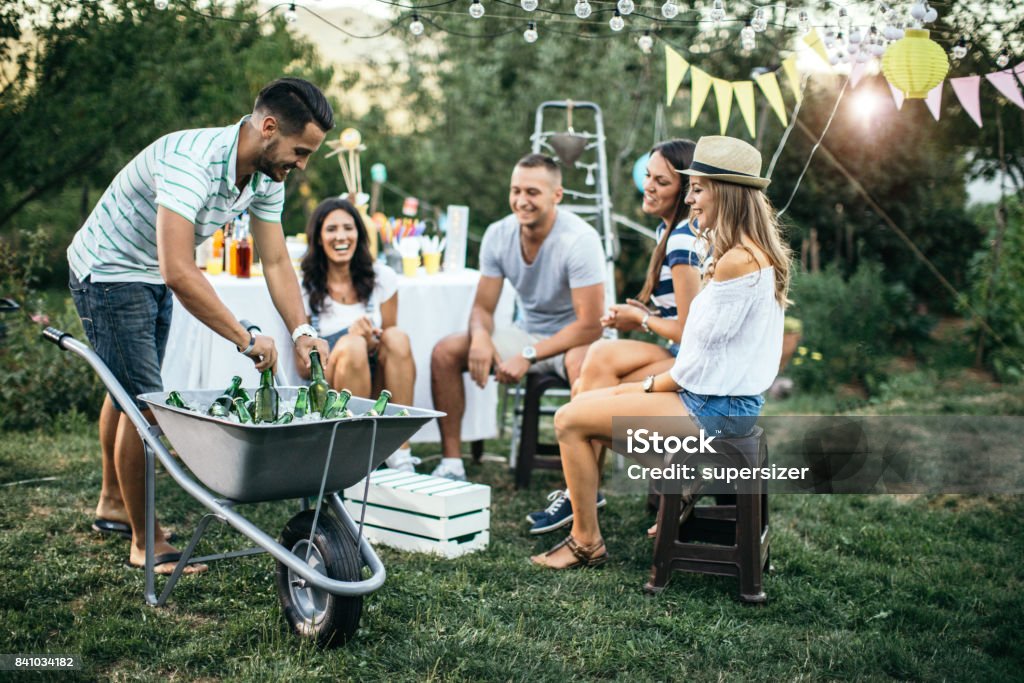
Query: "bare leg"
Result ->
[[327, 334, 372, 398], [575, 339, 673, 396], [118, 409, 205, 574], [376, 327, 416, 449], [531, 385, 694, 568], [94, 394, 126, 523], [431, 332, 470, 459]]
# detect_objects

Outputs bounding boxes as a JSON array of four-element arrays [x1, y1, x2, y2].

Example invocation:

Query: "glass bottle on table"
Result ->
[[253, 368, 279, 423], [308, 348, 330, 414]]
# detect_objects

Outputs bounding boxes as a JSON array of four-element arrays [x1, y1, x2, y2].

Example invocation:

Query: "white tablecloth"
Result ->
[[161, 268, 514, 443]]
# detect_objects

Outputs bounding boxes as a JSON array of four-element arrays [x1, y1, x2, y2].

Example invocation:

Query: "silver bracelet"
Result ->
[[238, 331, 256, 356]]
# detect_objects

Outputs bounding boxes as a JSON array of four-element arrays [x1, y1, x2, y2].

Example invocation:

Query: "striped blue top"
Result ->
[[68, 117, 285, 284], [649, 219, 706, 320]]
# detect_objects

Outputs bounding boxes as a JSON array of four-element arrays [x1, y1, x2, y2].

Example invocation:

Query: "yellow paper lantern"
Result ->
[[881, 28, 949, 99]]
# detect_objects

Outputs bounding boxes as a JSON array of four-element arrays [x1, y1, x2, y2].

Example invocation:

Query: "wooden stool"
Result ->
[[645, 427, 771, 603], [514, 371, 570, 489]]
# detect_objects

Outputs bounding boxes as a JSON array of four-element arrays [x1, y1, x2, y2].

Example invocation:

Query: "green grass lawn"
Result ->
[[1, 406, 1022, 682]]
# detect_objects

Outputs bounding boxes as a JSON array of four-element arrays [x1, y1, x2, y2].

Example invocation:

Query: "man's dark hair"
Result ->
[[515, 153, 561, 180], [255, 78, 335, 135]]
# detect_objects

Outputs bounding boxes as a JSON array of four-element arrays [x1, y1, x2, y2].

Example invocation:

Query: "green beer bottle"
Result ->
[[364, 389, 392, 416], [395, 408, 411, 417], [233, 397, 253, 424], [253, 369, 280, 423], [320, 389, 340, 418], [207, 395, 233, 417], [225, 375, 243, 398], [308, 348, 330, 414], [293, 387, 310, 418], [323, 389, 353, 419], [166, 391, 188, 409], [273, 411, 294, 425]]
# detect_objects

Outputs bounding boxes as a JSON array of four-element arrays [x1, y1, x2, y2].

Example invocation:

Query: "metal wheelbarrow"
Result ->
[[43, 326, 442, 647]]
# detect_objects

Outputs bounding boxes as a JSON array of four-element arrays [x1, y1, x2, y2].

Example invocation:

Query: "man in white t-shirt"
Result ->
[[429, 154, 606, 480]]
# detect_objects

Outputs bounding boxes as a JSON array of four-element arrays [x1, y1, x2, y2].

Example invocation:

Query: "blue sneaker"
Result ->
[[526, 489, 606, 535]]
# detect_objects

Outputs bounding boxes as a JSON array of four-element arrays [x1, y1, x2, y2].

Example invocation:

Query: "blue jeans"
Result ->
[[678, 389, 763, 438], [69, 272, 173, 412]]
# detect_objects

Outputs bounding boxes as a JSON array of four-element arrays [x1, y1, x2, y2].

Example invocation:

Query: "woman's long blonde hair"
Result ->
[[698, 179, 791, 306]]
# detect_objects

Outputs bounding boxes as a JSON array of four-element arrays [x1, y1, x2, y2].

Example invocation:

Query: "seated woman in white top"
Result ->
[[300, 197, 417, 471], [531, 136, 791, 570]]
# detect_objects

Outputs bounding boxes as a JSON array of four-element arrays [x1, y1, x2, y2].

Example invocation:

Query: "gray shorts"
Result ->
[[491, 326, 567, 381]]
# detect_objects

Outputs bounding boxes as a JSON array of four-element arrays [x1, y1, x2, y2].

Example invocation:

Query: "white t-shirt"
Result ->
[[303, 263, 399, 336]]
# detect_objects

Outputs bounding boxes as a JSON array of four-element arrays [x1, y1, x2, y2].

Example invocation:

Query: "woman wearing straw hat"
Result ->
[[531, 136, 791, 570]]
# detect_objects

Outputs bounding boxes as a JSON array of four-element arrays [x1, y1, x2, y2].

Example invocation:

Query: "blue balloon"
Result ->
[[632, 153, 650, 193]]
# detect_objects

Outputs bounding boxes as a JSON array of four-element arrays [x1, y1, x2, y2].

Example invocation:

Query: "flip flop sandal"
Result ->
[[92, 519, 176, 543], [124, 551, 182, 571]]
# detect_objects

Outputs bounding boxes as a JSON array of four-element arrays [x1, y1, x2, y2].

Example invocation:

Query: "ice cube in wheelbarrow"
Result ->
[[139, 388, 442, 503]]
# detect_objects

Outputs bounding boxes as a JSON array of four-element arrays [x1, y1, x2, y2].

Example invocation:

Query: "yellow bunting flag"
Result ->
[[781, 55, 803, 103], [755, 71, 788, 126], [690, 67, 714, 127], [712, 78, 733, 135], [665, 45, 690, 106], [732, 81, 757, 138], [802, 28, 831, 66]]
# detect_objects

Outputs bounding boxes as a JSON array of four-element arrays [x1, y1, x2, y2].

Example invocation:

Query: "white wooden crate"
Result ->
[[342, 469, 491, 558]]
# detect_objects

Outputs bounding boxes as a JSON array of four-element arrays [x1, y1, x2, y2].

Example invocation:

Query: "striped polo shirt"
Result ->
[[68, 117, 284, 284], [649, 219, 707, 320]]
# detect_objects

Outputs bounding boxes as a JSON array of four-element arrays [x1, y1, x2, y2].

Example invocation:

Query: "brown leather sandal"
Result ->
[[531, 534, 609, 569]]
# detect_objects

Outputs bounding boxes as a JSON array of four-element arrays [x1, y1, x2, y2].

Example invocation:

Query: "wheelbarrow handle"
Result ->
[[42, 326, 74, 350]]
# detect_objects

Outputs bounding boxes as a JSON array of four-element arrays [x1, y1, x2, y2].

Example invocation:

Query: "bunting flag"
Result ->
[[849, 62, 867, 89], [733, 81, 757, 137], [985, 68, 1024, 109], [888, 81, 906, 110], [802, 28, 831, 66], [755, 71, 788, 126], [950, 76, 983, 127], [924, 82, 943, 121], [690, 67, 714, 127], [782, 55, 803, 103], [712, 78, 734, 134], [665, 45, 690, 106]]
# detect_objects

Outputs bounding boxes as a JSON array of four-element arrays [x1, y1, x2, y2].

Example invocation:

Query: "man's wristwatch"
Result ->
[[521, 345, 538, 364], [642, 374, 656, 393], [291, 323, 319, 342], [641, 312, 652, 334], [237, 320, 261, 356]]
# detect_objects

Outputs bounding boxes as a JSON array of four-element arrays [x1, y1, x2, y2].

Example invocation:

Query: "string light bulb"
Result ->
[[951, 37, 967, 60], [617, 0, 635, 15], [837, 7, 850, 30], [285, 4, 297, 23], [638, 31, 654, 53], [710, 0, 726, 23], [798, 11, 809, 34], [469, 0, 485, 19], [609, 9, 625, 31], [574, 0, 592, 19], [524, 21, 538, 42], [154, 0, 168, 9], [923, 3, 937, 23], [751, 8, 767, 32], [521, 0, 538, 11], [996, 48, 1010, 68], [740, 23, 755, 42], [910, 2, 926, 21], [661, 1, 679, 19], [409, 13, 424, 35]]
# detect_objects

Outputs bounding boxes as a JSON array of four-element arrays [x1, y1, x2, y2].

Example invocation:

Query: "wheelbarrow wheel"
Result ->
[[275, 510, 362, 647]]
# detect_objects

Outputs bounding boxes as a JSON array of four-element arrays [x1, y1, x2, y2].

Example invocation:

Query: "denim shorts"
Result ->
[[69, 272, 173, 412], [667, 342, 681, 357], [323, 326, 379, 374], [678, 389, 763, 438]]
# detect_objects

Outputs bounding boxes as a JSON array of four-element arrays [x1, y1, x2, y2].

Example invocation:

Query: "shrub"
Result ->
[[0, 229, 104, 431], [966, 196, 1024, 383], [787, 261, 933, 394]]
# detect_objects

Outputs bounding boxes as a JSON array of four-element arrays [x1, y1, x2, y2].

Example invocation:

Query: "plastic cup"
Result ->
[[422, 251, 441, 275], [206, 257, 223, 275], [402, 255, 420, 277]]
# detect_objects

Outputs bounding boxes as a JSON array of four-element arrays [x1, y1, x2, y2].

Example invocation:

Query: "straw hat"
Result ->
[[679, 135, 770, 189]]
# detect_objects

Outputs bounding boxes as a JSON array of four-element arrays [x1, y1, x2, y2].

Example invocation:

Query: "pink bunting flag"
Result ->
[[888, 82, 905, 110], [924, 82, 943, 121], [985, 68, 1024, 109], [950, 76, 983, 127], [849, 63, 867, 89]]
